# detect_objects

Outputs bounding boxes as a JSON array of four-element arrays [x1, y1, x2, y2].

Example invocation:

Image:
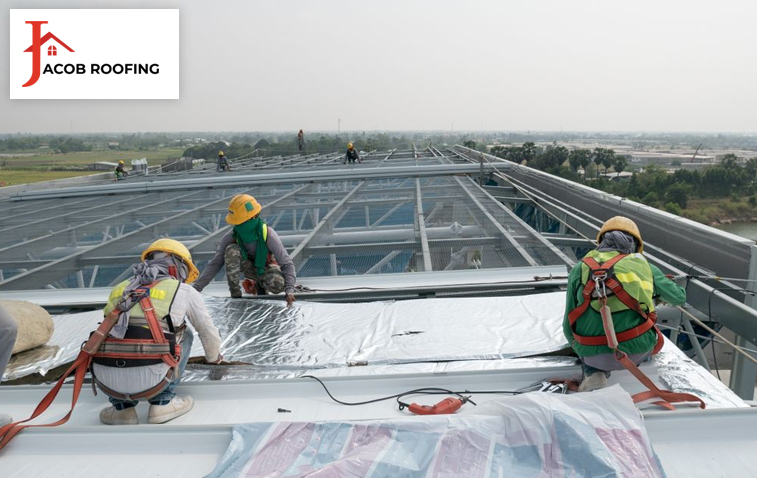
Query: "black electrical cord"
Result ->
[[301, 374, 526, 408], [301, 374, 469, 406]]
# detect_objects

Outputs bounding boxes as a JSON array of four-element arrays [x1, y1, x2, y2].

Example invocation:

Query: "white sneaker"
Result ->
[[147, 396, 194, 424], [0, 413, 12, 427], [578, 372, 608, 392], [99, 406, 138, 425]]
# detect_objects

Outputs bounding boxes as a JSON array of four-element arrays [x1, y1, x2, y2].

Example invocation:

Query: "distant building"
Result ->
[[600, 171, 634, 181]]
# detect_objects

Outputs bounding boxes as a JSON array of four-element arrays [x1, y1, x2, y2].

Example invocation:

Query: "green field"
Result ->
[[0, 148, 185, 185], [0, 148, 184, 168], [0, 170, 101, 186]]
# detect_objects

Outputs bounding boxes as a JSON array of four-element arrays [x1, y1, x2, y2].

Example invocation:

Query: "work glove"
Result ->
[[665, 274, 688, 285]]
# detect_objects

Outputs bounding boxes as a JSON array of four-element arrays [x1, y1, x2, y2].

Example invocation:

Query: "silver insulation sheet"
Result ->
[[1, 293, 746, 410], [3, 292, 566, 381]]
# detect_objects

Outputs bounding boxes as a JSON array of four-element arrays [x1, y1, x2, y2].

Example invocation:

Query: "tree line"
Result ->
[[490, 143, 757, 218]]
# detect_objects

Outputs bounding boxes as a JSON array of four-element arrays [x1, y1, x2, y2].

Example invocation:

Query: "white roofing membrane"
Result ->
[[0, 293, 751, 476], [1, 360, 755, 477]]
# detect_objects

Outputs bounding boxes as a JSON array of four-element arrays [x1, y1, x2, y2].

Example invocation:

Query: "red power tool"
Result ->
[[398, 396, 471, 415]]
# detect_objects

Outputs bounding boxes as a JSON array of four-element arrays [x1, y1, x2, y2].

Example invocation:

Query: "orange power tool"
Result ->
[[399, 396, 471, 415]]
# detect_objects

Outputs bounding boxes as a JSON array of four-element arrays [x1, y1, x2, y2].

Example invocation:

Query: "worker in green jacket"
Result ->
[[563, 216, 686, 392]]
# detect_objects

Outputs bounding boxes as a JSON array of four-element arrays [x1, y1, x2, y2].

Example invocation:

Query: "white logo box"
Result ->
[[10, 9, 179, 99]]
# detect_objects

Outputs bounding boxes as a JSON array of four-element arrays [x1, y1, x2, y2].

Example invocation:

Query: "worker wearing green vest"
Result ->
[[564, 216, 686, 392]]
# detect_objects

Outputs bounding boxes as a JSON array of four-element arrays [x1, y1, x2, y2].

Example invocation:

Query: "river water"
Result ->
[[717, 222, 757, 241]]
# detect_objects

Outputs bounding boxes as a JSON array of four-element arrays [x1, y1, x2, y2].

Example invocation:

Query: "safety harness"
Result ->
[[0, 282, 182, 450], [568, 254, 705, 410]]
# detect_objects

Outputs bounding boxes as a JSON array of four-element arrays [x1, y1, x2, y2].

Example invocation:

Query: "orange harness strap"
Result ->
[[597, 294, 705, 410], [0, 308, 120, 451], [615, 349, 705, 410]]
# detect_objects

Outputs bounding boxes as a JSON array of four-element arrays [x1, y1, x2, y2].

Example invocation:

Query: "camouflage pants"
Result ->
[[224, 244, 285, 297]]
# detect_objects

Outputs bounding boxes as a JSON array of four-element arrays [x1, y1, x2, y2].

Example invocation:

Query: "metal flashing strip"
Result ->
[[10, 164, 495, 201], [0, 265, 568, 307]]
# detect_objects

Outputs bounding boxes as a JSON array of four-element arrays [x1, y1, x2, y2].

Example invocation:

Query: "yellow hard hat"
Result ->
[[118, 160, 125, 165], [347, 143, 353, 149], [218, 150, 225, 156], [141, 238, 199, 283], [226, 194, 262, 226], [597, 216, 643, 253]]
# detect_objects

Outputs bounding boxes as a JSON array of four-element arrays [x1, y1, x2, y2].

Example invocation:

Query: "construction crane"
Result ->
[[689, 143, 703, 162]]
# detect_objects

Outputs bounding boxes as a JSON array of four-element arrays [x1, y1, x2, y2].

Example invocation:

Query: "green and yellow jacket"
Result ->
[[563, 250, 686, 357]]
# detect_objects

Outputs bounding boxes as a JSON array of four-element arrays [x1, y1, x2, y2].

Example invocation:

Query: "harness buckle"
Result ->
[[594, 277, 608, 299], [591, 269, 608, 281]]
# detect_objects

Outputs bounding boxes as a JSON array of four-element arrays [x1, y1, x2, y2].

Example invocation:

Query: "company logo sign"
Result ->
[[10, 10, 179, 99]]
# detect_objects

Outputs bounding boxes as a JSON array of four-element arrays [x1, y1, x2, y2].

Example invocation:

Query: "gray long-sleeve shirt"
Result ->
[[194, 227, 296, 295]]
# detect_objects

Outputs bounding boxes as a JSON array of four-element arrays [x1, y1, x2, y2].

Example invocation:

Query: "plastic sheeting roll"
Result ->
[[0, 300, 54, 355]]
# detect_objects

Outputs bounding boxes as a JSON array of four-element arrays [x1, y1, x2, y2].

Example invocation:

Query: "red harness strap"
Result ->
[[0, 308, 121, 452], [614, 346, 705, 410]]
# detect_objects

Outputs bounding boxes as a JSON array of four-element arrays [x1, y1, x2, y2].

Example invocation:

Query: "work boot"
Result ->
[[578, 372, 608, 392], [99, 406, 138, 425], [0, 413, 12, 427], [147, 396, 194, 424]]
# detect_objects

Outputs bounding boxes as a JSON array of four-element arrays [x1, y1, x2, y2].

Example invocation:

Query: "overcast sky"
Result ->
[[3, 0, 756, 134]]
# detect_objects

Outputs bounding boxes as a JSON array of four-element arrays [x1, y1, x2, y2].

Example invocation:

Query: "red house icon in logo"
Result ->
[[24, 31, 74, 56], [22, 21, 75, 88]]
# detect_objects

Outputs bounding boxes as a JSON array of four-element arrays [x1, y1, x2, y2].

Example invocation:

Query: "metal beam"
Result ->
[[454, 176, 539, 267], [0, 188, 260, 290], [10, 164, 496, 201], [415, 179, 433, 271], [730, 245, 757, 399], [289, 182, 364, 264], [0, 191, 201, 261], [463, 176, 574, 267]]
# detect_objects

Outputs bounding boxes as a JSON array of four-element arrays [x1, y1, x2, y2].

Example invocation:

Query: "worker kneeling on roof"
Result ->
[[564, 216, 686, 392], [193, 194, 297, 306], [94, 239, 223, 425]]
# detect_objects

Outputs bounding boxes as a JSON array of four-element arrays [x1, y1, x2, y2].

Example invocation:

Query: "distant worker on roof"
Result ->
[[297, 129, 305, 154], [193, 194, 297, 306], [217, 150, 230, 172], [95, 239, 223, 425], [564, 216, 686, 392], [344, 142, 361, 164], [115, 160, 129, 180]]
